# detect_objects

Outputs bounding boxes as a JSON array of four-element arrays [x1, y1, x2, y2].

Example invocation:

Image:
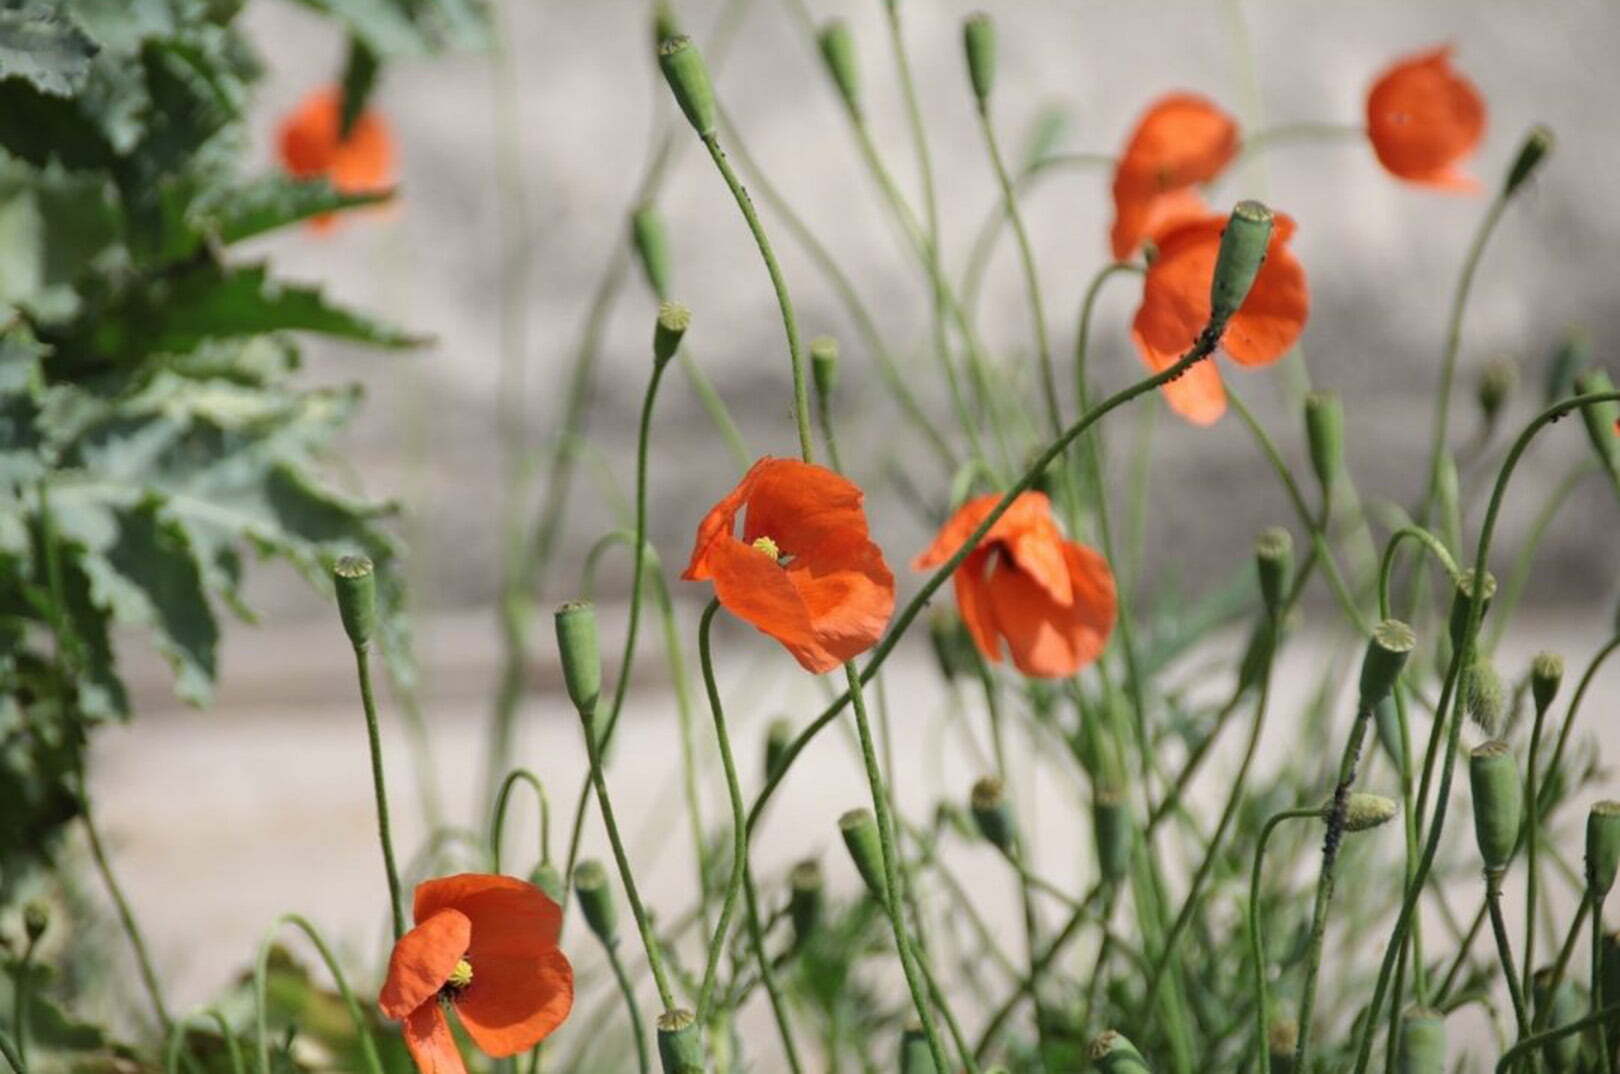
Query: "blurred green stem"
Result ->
[[695, 600, 750, 1022], [489, 768, 549, 874], [253, 915, 382, 1074], [349, 642, 405, 940]]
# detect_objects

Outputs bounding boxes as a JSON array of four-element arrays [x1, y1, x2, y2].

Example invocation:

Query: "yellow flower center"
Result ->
[[447, 958, 473, 990], [751, 535, 782, 561]]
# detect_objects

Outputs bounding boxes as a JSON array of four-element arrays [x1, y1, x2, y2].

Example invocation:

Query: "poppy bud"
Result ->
[[573, 859, 618, 945], [332, 555, 376, 649], [1396, 1007, 1446, 1074], [962, 13, 996, 107], [1469, 740, 1522, 873], [23, 900, 48, 942], [653, 301, 690, 367], [1587, 800, 1620, 898], [554, 601, 603, 715], [1447, 569, 1497, 650], [970, 776, 1016, 853], [1530, 968, 1583, 1072], [1208, 200, 1274, 325], [657, 1008, 705, 1074], [1267, 1018, 1298, 1074], [900, 1022, 935, 1074], [1254, 527, 1292, 622], [928, 611, 978, 681], [1358, 619, 1416, 708], [1531, 652, 1564, 715], [1462, 658, 1504, 734], [528, 861, 564, 902], [788, 858, 823, 944], [1092, 787, 1133, 883], [817, 19, 861, 119], [839, 808, 888, 903], [658, 36, 717, 138], [631, 205, 672, 299], [1544, 328, 1588, 405], [1503, 124, 1554, 198], [1088, 1029, 1152, 1073], [1374, 696, 1406, 773], [1574, 368, 1620, 474], [810, 335, 839, 399], [1326, 792, 1399, 833], [1303, 391, 1343, 494], [764, 716, 793, 782], [1476, 356, 1516, 426]]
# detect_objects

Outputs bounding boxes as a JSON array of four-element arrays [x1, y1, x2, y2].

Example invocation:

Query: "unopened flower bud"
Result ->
[[1463, 658, 1504, 734], [1447, 569, 1497, 650], [630, 205, 672, 299], [788, 859, 823, 944], [764, 717, 793, 782], [528, 862, 563, 902], [573, 859, 618, 945], [22, 900, 48, 943], [1396, 1007, 1446, 1074], [839, 808, 888, 903], [962, 13, 996, 107], [1476, 357, 1516, 426], [1088, 1029, 1152, 1073], [1503, 124, 1554, 197], [1254, 527, 1292, 622], [1092, 787, 1133, 883], [1304, 391, 1343, 494], [1327, 792, 1399, 833], [658, 36, 717, 138], [900, 1022, 934, 1074], [1209, 200, 1274, 324], [810, 335, 839, 399], [332, 555, 376, 649], [1358, 619, 1415, 708], [1531, 652, 1564, 715], [1469, 740, 1522, 873], [1587, 800, 1620, 898], [554, 601, 603, 715], [817, 19, 861, 118], [970, 776, 1016, 853], [657, 1008, 705, 1074], [654, 301, 690, 366]]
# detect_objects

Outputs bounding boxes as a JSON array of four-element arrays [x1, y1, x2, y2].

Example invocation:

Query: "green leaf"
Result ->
[[191, 174, 393, 244], [0, 77, 116, 170], [0, 3, 99, 97], [339, 35, 379, 137]]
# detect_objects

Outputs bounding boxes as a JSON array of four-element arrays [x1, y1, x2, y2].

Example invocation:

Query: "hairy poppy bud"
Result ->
[[631, 205, 671, 299], [654, 301, 690, 367], [1544, 328, 1588, 406], [1447, 569, 1497, 650], [1476, 356, 1516, 426], [1088, 1029, 1152, 1073], [1254, 527, 1292, 622], [928, 611, 978, 681], [1462, 658, 1504, 734], [900, 1023, 934, 1074], [1531, 968, 1583, 1072], [1304, 391, 1343, 494], [1374, 696, 1406, 774], [1326, 792, 1399, 833], [1587, 800, 1620, 898], [1358, 619, 1415, 708], [658, 37, 717, 138], [657, 1008, 705, 1074], [22, 900, 48, 943], [1574, 368, 1620, 475], [970, 776, 1016, 853], [1469, 740, 1522, 873], [554, 601, 603, 715], [962, 13, 996, 107], [839, 808, 888, 903], [332, 555, 376, 649], [1209, 200, 1274, 324], [1531, 652, 1564, 715], [810, 335, 839, 399], [764, 717, 793, 782], [1396, 1007, 1446, 1074], [817, 19, 861, 119], [573, 859, 617, 945], [1093, 787, 1133, 883], [1503, 124, 1554, 198], [1268, 1018, 1298, 1074], [528, 861, 563, 902], [788, 859, 823, 944]]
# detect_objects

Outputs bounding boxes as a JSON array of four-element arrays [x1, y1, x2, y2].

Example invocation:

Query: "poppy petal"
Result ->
[[682, 461, 762, 582], [1110, 93, 1239, 260], [738, 458, 871, 557], [380, 909, 471, 1019], [1007, 527, 1074, 606], [455, 948, 574, 1058], [785, 533, 895, 666], [1223, 240, 1309, 367], [705, 536, 833, 671], [1366, 46, 1485, 189], [953, 550, 1003, 665], [413, 875, 562, 960], [911, 492, 1058, 571], [402, 999, 468, 1074], [983, 542, 1116, 678]]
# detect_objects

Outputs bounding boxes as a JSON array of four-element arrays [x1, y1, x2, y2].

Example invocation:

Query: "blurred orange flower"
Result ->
[[1109, 93, 1240, 262], [379, 874, 573, 1074], [1366, 46, 1485, 191], [276, 87, 395, 230], [683, 457, 895, 673], [913, 492, 1116, 679], [1130, 212, 1309, 425]]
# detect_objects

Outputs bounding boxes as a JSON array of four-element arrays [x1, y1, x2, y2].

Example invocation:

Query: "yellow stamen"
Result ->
[[447, 958, 473, 989], [751, 535, 781, 561]]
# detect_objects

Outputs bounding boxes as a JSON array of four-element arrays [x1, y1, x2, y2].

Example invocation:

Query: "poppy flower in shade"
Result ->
[[682, 457, 895, 674], [276, 87, 395, 230], [912, 492, 1116, 679], [379, 874, 573, 1074], [1366, 47, 1486, 191], [1130, 212, 1309, 426], [1109, 93, 1240, 262]]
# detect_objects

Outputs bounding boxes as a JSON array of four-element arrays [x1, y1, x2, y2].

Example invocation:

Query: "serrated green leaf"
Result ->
[[0, 77, 116, 170], [0, 3, 99, 97], [192, 174, 393, 244]]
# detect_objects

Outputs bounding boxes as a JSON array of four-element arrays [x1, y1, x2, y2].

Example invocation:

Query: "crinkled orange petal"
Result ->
[[403, 1000, 467, 1074], [784, 530, 895, 665], [1366, 46, 1485, 190], [455, 948, 574, 1058], [414, 874, 562, 960], [1131, 312, 1228, 426], [379, 909, 471, 1020], [738, 458, 870, 557], [1007, 526, 1073, 606], [911, 492, 1059, 571], [706, 535, 836, 672], [1110, 93, 1239, 260], [953, 549, 1002, 665], [982, 542, 1116, 678]]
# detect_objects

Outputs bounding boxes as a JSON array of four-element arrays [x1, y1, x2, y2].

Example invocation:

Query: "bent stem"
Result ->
[[1249, 808, 1320, 1074], [490, 768, 549, 875], [695, 600, 750, 1021], [165, 1010, 243, 1074], [253, 914, 383, 1074]]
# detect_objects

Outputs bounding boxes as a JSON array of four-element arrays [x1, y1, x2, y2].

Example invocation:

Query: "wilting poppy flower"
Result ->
[[1109, 93, 1240, 262], [683, 457, 895, 674], [1130, 212, 1309, 425], [913, 492, 1116, 679], [379, 874, 573, 1074], [1366, 46, 1485, 191], [276, 87, 395, 230]]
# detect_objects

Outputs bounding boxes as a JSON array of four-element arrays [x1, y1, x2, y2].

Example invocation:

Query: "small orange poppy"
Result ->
[[1366, 46, 1485, 191], [913, 492, 1116, 679], [379, 874, 573, 1074], [276, 87, 395, 230], [1109, 93, 1240, 262], [683, 457, 895, 674], [1130, 212, 1309, 425]]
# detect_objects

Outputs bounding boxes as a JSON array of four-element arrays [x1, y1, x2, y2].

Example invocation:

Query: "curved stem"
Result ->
[[82, 796, 171, 1029], [351, 643, 405, 940], [490, 768, 549, 875], [1377, 526, 1460, 620], [253, 914, 383, 1074], [695, 600, 750, 1021], [1486, 869, 1533, 1059], [165, 1010, 244, 1074], [1249, 808, 1320, 1074], [1499, 1005, 1620, 1074]]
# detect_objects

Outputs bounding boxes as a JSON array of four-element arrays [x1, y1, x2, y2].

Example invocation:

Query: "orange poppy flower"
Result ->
[[1130, 212, 1309, 425], [682, 457, 895, 674], [912, 492, 1116, 679], [1109, 93, 1240, 261], [1366, 46, 1485, 191], [379, 874, 573, 1074], [276, 87, 395, 230]]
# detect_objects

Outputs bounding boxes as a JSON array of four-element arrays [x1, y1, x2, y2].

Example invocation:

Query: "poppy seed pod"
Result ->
[[630, 205, 671, 299], [656, 1008, 704, 1074], [1476, 357, 1516, 425], [1253, 527, 1292, 622], [1573, 368, 1620, 472], [838, 808, 888, 903], [1396, 1007, 1446, 1074], [554, 601, 603, 715], [787, 858, 823, 944], [653, 301, 690, 367], [657, 37, 717, 138], [817, 19, 861, 118], [1462, 658, 1504, 734], [970, 776, 1016, 853], [1326, 792, 1399, 833], [1088, 1029, 1153, 1073], [900, 1023, 935, 1074], [810, 335, 839, 398], [764, 717, 793, 782], [1093, 787, 1133, 883], [962, 13, 996, 107], [1303, 391, 1344, 494], [1531, 652, 1564, 715], [1503, 124, 1554, 197], [572, 859, 617, 945], [22, 900, 48, 942], [1357, 619, 1416, 708], [528, 861, 564, 902], [1530, 968, 1584, 1073], [1447, 569, 1498, 650], [1469, 740, 1522, 873], [332, 555, 376, 649], [1544, 328, 1588, 406], [1208, 200, 1274, 324], [1586, 801, 1620, 898]]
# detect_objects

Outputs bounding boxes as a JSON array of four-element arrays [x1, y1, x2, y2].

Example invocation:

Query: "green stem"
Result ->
[[10, 938, 34, 1069], [604, 940, 650, 1074], [0, 1030, 24, 1074], [1488, 462, 1593, 651], [1597, 892, 1616, 1074], [1486, 869, 1533, 1058], [253, 914, 383, 1074], [351, 644, 405, 940], [741, 858, 804, 1074], [82, 797, 171, 1030], [1249, 808, 1320, 1074], [489, 768, 549, 874], [165, 1010, 244, 1074], [695, 600, 750, 1022], [1499, 1006, 1620, 1074]]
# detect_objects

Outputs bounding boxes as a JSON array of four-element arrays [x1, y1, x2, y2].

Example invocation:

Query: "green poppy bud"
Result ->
[[1469, 740, 1522, 873], [631, 205, 672, 299], [1447, 569, 1497, 650], [1304, 391, 1343, 494], [22, 900, 48, 943], [788, 858, 823, 944], [1209, 200, 1274, 324], [1530, 968, 1584, 1072], [810, 335, 839, 399], [1358, 619, 1416, 708], [1092, 787, 1133, 883], [1326, 792, 1399, 833], [1396, 1007, 1446, 1074], [554, 601, 603, 715], [1503, 124, 1554, 198], [658, 36, 718, 138], [962, 13, 996, 107], [900, 1023, 935, 1074], [1531, 652, 1564, 715], [1374, 696, 1406, 774], [1574, 368, 1620, 476], [654, 301, 690, 366], [764, 717, 793, 782], [1587, 800, 1620, 898], [528, 862, 563, 902], [332, 555, 377, 649], [970, 776, 1016, 853], [1476, 356, 1516, 426], [573, 859, 617, 945], [1088, 1029, 1152, 1073], [839, 808, 888, 903], [1254, 527, 1293, 622], [1462, 658, 1504, 734], [657, 1008, 705, 1074], [1544, 328, 1588, 405], [928, 611, 979, 681], [817, 19, 861, 119]]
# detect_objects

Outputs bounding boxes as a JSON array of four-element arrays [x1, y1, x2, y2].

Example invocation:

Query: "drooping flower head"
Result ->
[[379, 874, 573, 1074], [1366, 46, 1486, 191], [913, 492, 1116, 679], [683, 457, 895, 673], [1109, 93, 1240, 262], [276, 87, 395, 230], [1130, 211, 1309, 425]]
